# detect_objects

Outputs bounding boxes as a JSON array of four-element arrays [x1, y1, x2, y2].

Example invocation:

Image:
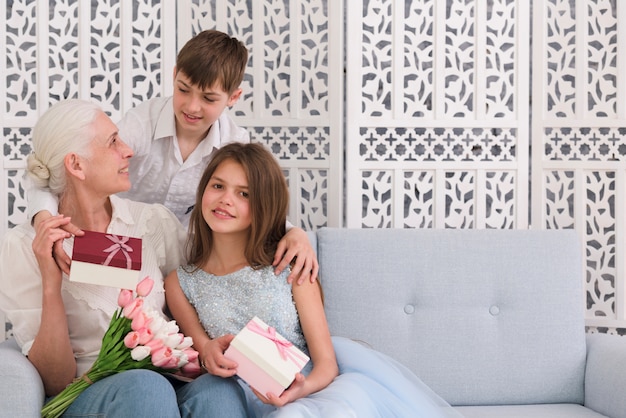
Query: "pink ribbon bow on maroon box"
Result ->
[[72, 230, 142, 271]]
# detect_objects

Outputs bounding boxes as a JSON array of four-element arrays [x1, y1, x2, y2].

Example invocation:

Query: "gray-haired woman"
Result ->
[[0, 99, 247, 417]]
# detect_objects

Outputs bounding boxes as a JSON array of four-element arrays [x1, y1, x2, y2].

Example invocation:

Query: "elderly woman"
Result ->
[[0, 99, 247, 417]]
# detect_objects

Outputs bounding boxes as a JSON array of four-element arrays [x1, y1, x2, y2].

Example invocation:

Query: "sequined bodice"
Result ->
[[176, 265, 307, 353]]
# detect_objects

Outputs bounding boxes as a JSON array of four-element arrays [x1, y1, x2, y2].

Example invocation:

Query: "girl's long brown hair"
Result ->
[[186, 142, 289, 269]]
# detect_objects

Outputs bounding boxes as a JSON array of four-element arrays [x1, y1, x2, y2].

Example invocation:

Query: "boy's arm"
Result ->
[[27, 186, 59, 221], [273, 226, 319, 285]]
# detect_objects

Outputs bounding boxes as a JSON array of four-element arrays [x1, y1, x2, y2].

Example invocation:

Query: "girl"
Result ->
[[165, 142, 460, 417]]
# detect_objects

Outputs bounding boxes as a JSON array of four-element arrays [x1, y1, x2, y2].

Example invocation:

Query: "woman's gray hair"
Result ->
[[26, 99, 101, 195]]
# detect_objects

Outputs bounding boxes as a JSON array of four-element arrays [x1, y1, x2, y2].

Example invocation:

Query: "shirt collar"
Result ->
[[153, 97, 177, 141], [152, 97, 224, 159], [109, 195, 136, 226]]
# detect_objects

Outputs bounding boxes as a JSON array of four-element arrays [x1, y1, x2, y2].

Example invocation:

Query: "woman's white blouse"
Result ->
[[0, 195, 186, 376]]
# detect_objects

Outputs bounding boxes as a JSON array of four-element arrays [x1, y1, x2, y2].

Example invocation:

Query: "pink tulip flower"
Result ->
[[122, 298, 144, 320], [144, 338, 164, 352], [124, 331, 140, 349], [181, 360, 202, 377], [135, 277, 154, 297], [137, 327, 154, 345], [164, 356, 180, 369], [131, 311, 151, 331], [117, 289, 133, 308], [151, 346, 174, 368], [182, 347, 199, 362]]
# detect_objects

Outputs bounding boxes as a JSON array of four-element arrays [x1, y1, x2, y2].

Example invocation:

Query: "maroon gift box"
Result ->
[[69, 230, 142, 289]]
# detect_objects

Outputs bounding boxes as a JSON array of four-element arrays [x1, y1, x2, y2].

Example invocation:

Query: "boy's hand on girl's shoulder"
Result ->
[[33, 210, 84, 275], [273, 227, 319, 285]]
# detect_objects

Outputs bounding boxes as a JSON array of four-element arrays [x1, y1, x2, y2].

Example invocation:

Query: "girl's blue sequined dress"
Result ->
[[177, 265, 461, 418]]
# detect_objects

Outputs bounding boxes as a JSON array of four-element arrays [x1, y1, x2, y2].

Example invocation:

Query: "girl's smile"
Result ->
[[202, 159, 251, 234]]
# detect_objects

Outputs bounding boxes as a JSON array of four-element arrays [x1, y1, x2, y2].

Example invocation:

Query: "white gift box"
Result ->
[[69, 230, 142, 290], [224, 316, 309, 397]]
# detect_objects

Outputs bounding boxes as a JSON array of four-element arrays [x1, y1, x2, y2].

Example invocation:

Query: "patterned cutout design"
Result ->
[[544, 171, 575, 229], [545, 127, 626, 161], [359, 127, 517, 162], [299, 169, 328, 231], [7, 169, 28, 229], [403, 171, 434, 229], [445, 171, 475, 229], [585, 171, 616, 318], [249, 126, 330, 161], [6, 0, 38, 117]]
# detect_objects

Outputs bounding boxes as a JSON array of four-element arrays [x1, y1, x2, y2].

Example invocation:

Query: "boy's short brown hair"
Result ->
[[176, 30, 248, 94]]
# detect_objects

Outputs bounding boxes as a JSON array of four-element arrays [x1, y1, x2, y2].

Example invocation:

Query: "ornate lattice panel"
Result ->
[[346, 0, 529, 229], [533, 0, 626, 330], [3, 0, 626, 335], [249, 126, 331, 230], [177, 0, 342, 229], [1, 1, 340, 246], [1, 0, 177, 242]]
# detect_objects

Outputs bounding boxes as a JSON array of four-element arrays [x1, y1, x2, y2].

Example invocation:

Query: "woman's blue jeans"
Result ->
[[52, 369, 248, 417]]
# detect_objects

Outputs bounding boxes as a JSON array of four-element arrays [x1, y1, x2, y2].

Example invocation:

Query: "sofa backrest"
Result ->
[[315, 228, 586, 406]]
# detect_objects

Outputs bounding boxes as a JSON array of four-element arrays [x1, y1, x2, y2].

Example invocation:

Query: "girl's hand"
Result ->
[[31, 214, 73, 289], [200, 334, 238, 377], [252, 373, 307, 406]]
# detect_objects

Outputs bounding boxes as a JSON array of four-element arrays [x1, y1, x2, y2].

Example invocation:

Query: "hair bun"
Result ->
[[26, 153, 50, 181]]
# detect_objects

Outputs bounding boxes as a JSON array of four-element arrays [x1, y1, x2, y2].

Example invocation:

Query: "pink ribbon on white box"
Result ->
[[102, 235, 133, 269], [246, 320, 308, 369]]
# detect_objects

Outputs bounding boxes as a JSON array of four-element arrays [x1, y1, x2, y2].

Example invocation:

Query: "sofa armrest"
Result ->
[[584, 333, 626, 418], [0, 338, 45, 417]]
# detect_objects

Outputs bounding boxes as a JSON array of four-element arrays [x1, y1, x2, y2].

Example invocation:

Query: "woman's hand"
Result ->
[[32, 214, 74, 289], [199, 334, 238, 377], [29, 213, 78, 395], [33, 210, 83, 275], [273, 227, 319, 284]]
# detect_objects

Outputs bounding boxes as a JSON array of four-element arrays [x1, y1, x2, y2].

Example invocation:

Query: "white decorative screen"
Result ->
[[0, 0, 341, 246], [2, 0, 626, 337], [177, 0, 343, 230], [532, 0, 626, 332], [1, 0, 177, 241], [345, 0, 530, 230]]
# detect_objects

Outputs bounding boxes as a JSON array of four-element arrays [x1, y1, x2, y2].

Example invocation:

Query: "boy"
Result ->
[[29, 30, 318, 283]]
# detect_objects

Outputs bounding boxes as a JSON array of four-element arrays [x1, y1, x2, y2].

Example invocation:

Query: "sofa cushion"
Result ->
[[0, 338, 45, 416], [455, 404, 607, 418], [317, 228, 586, 406]]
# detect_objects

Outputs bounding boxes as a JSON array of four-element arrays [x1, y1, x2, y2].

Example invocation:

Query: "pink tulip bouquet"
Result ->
[[41, 277, 201, 418]]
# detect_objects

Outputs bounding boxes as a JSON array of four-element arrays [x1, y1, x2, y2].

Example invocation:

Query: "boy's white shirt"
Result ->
[[27, 96, 250, 228]]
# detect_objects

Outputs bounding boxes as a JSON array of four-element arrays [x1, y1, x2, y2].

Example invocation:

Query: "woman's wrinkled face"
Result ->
[[83, 112, 134, 195]]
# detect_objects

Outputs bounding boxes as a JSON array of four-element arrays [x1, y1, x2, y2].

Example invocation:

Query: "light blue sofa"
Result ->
[[2, 228, 626, 417]]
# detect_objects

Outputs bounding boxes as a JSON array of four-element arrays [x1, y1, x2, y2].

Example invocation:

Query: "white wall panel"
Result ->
[[346, 0, 530, 230], [2, 0, 626, 334], [532, 0, 626, 331]]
